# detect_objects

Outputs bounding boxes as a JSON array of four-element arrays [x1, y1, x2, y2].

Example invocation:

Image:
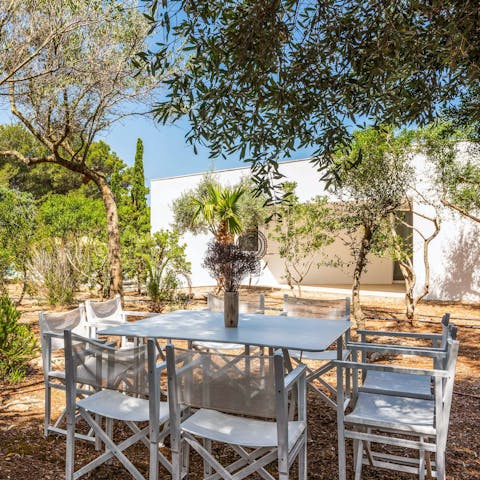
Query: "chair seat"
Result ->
[[193, 341, 245, 351], [363, 370, 432, 397], [345, 392, 435, 435], [77, 389, 169, 423], [181, 408, 305, 449], [289, 349, 350, 361]]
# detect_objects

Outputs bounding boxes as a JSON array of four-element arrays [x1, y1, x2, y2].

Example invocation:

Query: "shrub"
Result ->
[[145, 230, 191, 312], [0, 296, 38, 382]]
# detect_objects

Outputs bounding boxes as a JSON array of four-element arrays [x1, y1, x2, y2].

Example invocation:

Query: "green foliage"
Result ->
[[120, 138, 151, 290], [143, 1, 479, 190], [131, 138, 148, 211], [37, 191, 106, 240], [145, 230, 191, 311], [419, 122, 480, 221], [172, 175, 268, 240], [269, 182, 336, 295], [33, 191, 108, 303], [0, 296, 38, 382], [0, 186, 36, 291], [0, 124, 82, 198]]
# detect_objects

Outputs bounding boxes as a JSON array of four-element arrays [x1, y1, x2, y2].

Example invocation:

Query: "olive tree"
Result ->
[[335, 127, 414, 324], [269, 182, 336, 297], [142, 1, 480, 190], [0, 0, 171, 295]]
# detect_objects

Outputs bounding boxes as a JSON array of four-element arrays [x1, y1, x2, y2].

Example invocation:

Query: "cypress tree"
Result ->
[[132, 138, 148, 211]]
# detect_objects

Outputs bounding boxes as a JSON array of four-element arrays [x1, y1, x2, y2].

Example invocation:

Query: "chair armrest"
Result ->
[[334, 360, 449, 378], [285, 364, 307, 390], [357, 329, 442, 340], [347, 342, 447, 358]]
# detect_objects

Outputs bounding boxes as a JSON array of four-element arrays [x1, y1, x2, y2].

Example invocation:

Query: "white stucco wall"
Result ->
[[151, 156, 479, 301], [150, 159, 394, 289], [411, 150, 480, 302]]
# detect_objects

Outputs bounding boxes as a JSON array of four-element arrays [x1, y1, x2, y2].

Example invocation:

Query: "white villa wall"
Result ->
[[151, 157, 479, 301], [411, 152, 480, 302], [151, 159, 394, 289]]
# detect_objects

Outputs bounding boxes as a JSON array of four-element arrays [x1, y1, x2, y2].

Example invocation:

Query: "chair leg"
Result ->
[[436, 445, 446, 480], [354, 440, 363, 480], [298, 437, 307, 480], [44, 382, 51, 437], [65, 408, 75, 480], [203, 438, 212, 476]]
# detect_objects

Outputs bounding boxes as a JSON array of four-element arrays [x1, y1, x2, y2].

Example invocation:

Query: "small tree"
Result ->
[[144, 230, 191, 312], [269, 182, 336, 297], [122, 138, 151, 294], [172, 175, 269, 240], [0, 186, 36, 303], [0, 296, 38, 382], [386, 203, 441, 323], [335, 127, 414, 325]]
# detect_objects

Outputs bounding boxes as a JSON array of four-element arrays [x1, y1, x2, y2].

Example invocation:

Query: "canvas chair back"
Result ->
[[165, 346, 282, 419], [207, 293, 265, 314], [39, 305, 88, 351], [64, 332, 149, 398], [85, 294, 124, 326], [283, 295, 350, 320]]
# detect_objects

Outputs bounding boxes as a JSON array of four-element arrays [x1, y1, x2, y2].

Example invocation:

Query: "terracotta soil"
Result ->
[[0, 288, 479, 479]]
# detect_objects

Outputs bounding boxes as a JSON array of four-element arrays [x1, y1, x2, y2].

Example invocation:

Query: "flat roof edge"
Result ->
[[150, 157, 316, 183]]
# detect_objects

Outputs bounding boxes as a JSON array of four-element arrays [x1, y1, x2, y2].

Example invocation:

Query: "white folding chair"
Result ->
[[283, 295, 351, 408], [39, 305, 93, 439], [85, 294, 153, 348], [336, 337, 459, 480], [350, 314, 454, 399], [192, 292, 265, 352], [164, 344, 308, 480], [64, 331, 172, 480]]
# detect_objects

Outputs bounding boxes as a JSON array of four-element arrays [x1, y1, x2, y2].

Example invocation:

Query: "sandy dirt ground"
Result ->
[[0, 287, 479, 479]]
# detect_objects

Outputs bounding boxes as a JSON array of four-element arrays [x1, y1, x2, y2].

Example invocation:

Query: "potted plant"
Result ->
[[202, 240, 260, 327]]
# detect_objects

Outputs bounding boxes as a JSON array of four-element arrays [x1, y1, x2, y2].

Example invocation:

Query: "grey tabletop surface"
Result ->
[[98, 309, 351, 352]]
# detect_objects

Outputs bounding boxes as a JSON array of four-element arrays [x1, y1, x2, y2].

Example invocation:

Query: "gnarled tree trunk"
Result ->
[[94, 175, 123, 297], [352, 225, 374, 327]]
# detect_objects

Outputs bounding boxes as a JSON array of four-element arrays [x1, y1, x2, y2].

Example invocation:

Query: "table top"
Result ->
[[99, 310, 351, 352]]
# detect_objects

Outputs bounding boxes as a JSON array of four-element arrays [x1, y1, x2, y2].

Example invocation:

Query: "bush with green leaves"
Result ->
[[0, 296, 38, 382], [145, 230, 191, 312]]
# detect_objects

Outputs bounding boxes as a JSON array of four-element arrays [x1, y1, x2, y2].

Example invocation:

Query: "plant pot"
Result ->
[[224, 291, 239, 328]]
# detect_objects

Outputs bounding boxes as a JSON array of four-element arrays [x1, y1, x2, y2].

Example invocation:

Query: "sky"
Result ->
[[99, 115, 247, 184]]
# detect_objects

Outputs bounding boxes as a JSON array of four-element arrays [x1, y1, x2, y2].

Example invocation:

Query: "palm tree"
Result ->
[[193, 183, 245, 245]]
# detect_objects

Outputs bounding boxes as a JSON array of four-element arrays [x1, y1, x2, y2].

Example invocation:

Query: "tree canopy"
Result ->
[[143, 0, 480, 188]]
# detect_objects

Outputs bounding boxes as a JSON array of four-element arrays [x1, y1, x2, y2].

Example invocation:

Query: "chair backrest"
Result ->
[[439, 338, 459, 435], [207, 293, 265, 314], [283, 295, 350, 320], [39, 305, 88, 351], [164, 345, 287, 419], [63, 330, 149, 398], [85, 294, 124, 326]]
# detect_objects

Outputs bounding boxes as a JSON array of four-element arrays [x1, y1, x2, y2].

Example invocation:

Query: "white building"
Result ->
[[151, 158, 480, 302]]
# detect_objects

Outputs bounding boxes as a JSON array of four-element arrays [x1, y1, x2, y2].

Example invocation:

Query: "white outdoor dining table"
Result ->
[[98, 309, 351, 353], [99, 309, 351, 478]]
